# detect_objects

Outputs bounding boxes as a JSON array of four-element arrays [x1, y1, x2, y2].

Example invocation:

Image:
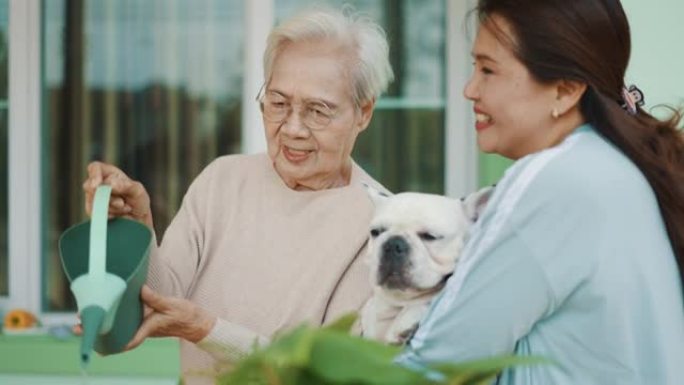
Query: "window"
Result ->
[[43, 0, 244, 311]]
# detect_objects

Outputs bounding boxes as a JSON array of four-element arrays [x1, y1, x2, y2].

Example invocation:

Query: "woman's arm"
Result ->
[[125, 285, 269, 363], [398, 232, 554, 367], [398, 153, 600, 368], [146, 195, 205, 298], [145, 158, 220, 298], [196, 317, 271, 363]]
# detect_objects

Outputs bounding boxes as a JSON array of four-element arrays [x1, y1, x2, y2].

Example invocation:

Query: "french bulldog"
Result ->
[[360, 185, 493, 345]]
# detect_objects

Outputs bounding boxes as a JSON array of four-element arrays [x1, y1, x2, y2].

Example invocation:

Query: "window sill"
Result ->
[[0, 334, 180, 378], [0, 374, 178, 385]]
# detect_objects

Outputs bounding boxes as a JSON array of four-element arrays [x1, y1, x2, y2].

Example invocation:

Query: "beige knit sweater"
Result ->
[[146, 153, 385, 384]]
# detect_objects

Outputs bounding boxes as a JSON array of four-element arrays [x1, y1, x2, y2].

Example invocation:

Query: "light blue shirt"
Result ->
[[399, 124, 684, 384]]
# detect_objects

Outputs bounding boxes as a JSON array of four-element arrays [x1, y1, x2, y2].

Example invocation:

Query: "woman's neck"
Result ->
[[278, 160, 353, 191]]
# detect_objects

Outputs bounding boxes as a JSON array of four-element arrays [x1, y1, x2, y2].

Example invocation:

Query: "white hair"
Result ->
[[263, 7, 394, 107]]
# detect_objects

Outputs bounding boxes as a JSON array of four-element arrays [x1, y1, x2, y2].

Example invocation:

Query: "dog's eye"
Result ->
[[418, 232, 442, 241], [370, 227, 386, 238]]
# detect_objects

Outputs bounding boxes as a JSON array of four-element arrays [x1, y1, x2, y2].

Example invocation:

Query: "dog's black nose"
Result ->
[[378, 236, 411, 289], [382, 236, 410, 260]]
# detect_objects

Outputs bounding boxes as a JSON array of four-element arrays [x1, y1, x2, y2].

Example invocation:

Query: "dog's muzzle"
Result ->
[[378, 235, 412, 289]]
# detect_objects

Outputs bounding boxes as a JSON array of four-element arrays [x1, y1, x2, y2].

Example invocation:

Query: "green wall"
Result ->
[[623, 0, 684, 114], [478, 0, 684, 186]]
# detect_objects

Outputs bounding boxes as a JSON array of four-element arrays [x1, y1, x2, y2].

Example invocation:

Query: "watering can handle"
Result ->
[[89, 185, 112, 277]]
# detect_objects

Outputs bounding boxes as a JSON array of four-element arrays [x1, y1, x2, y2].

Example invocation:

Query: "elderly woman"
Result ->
[[82, 8, 393, 384]]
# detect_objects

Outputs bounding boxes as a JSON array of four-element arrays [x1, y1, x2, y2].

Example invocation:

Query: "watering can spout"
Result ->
[[80, 305, 106, 368]]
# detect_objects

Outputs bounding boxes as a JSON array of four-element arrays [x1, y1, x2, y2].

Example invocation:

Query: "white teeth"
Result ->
[[475, 113, 492, 123], [286, 147, 310, 155]]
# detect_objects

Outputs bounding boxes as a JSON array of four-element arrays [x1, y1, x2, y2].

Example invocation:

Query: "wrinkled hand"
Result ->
[[83, 161, 154, 229], [124, 285, 216, 350]]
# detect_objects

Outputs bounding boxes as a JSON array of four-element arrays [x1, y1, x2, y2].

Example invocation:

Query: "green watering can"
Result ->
[[59, 185, 152, 367]]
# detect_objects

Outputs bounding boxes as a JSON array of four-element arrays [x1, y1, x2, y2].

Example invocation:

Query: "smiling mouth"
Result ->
[[475, 112, 493, 131], [475, 113, 492, 123], [282, 146, 313, 163]]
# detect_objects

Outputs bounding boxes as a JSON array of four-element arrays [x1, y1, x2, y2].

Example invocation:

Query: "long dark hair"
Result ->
[[476, 0, 684, 284]]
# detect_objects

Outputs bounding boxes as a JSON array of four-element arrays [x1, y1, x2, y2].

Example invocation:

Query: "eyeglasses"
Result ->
[[256, 85, 337, 131]]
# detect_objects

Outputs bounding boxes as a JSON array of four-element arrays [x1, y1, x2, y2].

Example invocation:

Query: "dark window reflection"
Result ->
[[43, 0, 243, 310]]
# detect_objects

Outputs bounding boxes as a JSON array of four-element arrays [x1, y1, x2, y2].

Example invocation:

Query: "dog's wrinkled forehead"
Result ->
[[371, 192, 469, 232]]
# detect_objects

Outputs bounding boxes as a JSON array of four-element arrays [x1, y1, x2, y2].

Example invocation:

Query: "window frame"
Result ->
[[2, 0, 476, 323], [446, 0, 478, 198], [1, 0, 42, 316]]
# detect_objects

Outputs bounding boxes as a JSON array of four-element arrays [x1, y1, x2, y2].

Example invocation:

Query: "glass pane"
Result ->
[[275, 0, 447, 193], [43, 0, 244, 311], [0, 0, 7, 296], [479, 153, 513, 187]]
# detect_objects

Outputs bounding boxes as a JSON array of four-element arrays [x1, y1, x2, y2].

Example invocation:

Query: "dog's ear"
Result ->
[[362, 183, 391, 207], [461, 185, 494, 222]]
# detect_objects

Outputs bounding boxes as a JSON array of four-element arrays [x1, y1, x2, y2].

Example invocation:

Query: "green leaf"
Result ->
[[217, 326, 318, 385], [308, 330, 426, 385], [216, 314, 551, 385], [264, 325, 317, 368], [323, 312, 358, 333]]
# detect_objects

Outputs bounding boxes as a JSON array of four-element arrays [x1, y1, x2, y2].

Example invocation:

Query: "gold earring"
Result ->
[[552, 108, 560, 119]]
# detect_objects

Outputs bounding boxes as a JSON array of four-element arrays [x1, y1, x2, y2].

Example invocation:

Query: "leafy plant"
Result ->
[[216, 314, 547, 385]]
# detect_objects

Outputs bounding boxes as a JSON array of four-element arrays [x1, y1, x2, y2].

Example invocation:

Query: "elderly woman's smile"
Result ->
[[282, 145, 314, 163]]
